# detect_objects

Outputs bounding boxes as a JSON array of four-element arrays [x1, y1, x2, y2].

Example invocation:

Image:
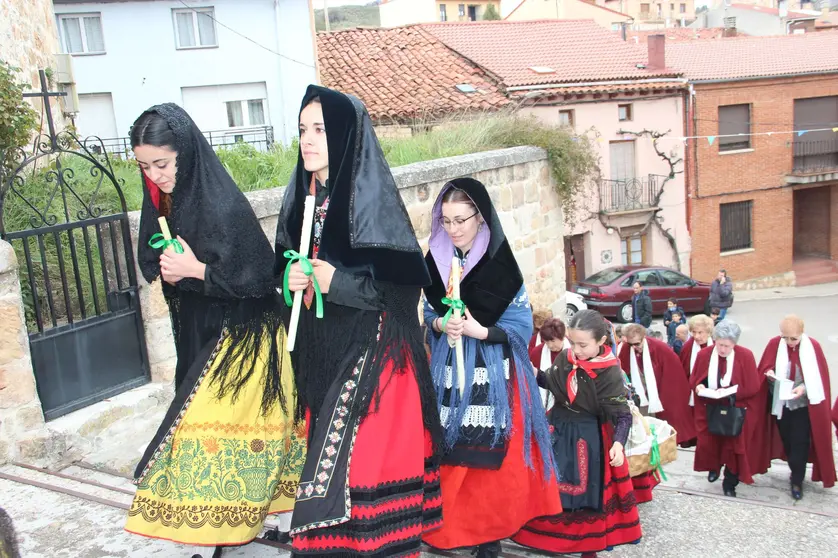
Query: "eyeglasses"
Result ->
[[439, 212, 479, 230], [629, 341, 644, 347], [781, 336, 800, 342]]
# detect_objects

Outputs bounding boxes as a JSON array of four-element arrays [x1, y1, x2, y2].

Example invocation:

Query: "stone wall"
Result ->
[[0, 0, 65, 129], [0, 147, 566, 464], [0, 241, 45, 464], [133, 147, 568, 381]]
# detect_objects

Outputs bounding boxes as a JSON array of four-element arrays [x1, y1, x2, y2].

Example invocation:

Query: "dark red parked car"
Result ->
[[573, 266, 712, 323]]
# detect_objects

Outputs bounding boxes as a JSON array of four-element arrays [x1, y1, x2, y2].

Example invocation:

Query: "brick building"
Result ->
[[668, 32, 838, 287]]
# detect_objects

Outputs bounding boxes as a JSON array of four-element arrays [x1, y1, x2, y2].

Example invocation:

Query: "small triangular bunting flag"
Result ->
[[833, 127, 838, 132], [707, 136, 716, 145], [797, 130, 807, 137]]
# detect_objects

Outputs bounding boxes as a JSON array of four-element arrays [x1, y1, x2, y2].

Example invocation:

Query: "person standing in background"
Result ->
[[709, 270, 733, 320]]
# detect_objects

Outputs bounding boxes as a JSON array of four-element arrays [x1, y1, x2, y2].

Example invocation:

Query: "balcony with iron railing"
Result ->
[[787, 139, 838, 184], [599, 174, 667, 214]]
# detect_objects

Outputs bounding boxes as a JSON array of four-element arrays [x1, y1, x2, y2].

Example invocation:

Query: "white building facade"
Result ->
[[52, 0, 317, 146]]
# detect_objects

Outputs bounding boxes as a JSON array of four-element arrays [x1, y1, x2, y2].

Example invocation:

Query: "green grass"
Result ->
[[3, 113, 596, 329]]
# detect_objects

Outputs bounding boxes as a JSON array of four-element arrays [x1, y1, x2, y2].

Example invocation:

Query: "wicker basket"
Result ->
[[628, 426, 678, 478]]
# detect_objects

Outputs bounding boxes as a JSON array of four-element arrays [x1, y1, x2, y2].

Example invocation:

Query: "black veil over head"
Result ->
[[135, 103, 277, 299], [274, 85, 430, 287]]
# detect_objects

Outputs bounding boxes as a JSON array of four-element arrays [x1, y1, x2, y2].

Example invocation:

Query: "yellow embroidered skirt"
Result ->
[[125, 328, 305, 546]]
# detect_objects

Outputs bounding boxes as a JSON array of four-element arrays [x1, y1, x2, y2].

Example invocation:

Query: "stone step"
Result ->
[[793, 258, 837, 273], [795, 271, 838, 287]]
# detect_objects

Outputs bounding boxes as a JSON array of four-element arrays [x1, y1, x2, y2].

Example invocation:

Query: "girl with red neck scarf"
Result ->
[[512, 310, 641, 557]]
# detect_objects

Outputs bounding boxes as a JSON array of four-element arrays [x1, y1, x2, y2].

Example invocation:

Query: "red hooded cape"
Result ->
[[690, 344, 765, 484], [758, 336, 836, 488], [618, 336, 697, 444], [529, 343, 560, 372]]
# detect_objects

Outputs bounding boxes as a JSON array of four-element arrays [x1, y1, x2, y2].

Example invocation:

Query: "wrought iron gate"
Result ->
[[0, 72, 150, 420]]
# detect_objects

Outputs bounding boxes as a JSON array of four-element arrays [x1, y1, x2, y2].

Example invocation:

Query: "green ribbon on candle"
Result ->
[[148, 233, 184, 254], [282, 250, 323, 319]]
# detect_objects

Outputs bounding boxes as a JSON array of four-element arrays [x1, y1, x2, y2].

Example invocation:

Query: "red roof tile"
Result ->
[[422, 20, 680, 88], [622, 28, 737, 43], [665, 31, 838, 81], [316, 26, 509, 122]]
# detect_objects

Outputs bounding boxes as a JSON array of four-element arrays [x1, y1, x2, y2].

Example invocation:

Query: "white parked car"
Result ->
[[566, 291, 587, 320]]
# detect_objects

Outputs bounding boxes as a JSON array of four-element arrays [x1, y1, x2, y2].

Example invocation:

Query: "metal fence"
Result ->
[[792, 139, 838, 174], [91, 126, 275, 158], [598, 174, 666, 213]]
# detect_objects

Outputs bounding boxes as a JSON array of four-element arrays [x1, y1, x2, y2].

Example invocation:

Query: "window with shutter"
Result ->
[[718, 104, 751, 152]]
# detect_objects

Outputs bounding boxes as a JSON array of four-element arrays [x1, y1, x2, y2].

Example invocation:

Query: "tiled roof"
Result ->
[[729, 4, 816, 20], [422, 20, 681, 88], [316, 26, 509, 122], [665, 31, 838, 82], [505, 0, 631, 20], [622, 28, 735, 43]]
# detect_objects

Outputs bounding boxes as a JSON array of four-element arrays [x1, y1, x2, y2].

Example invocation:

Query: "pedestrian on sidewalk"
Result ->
[[690, 321, 767, 498], [709, 269, 734, 320], [631, 282, 652, 328], [512, 310, 642, 558], [759, 315, 836, 500], [663, 298, 685, 329], [666, 310, 686, 349], [125, 104, 304, 556]]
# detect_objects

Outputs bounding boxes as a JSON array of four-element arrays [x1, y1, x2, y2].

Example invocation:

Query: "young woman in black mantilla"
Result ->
[[511, 310, 642, 557], [274, 85, 444, 557], [124, 104, 304, 556]]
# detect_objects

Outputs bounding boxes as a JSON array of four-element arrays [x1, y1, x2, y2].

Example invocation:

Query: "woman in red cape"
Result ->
[[678, 315, 715, 447], [758, 315, 836, 499], [690, 320, 766, 496], [618, 325, 697, 445], [513, 310, 641, 558]]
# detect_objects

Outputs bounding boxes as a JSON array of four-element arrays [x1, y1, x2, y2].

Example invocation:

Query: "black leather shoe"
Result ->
[[707, 470, 720, 483], [474, 542, 501, 558], [791, 485, 803, 500], [723, 488, 736, 497], [212, 547, 223, 558]]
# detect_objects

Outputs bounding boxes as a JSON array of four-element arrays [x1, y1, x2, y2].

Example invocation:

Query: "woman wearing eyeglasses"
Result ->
[[421, 178, 560, 558]]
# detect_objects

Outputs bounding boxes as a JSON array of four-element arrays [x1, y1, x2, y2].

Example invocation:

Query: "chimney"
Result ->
[[647, 34, 666, 70]]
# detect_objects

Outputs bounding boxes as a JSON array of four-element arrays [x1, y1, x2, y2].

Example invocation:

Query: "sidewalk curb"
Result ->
[[733, 290, 838, 304]]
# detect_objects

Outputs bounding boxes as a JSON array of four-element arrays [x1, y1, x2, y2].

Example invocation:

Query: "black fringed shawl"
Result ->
[[135, 103, 285, 412], [274, 86, 442, 446]]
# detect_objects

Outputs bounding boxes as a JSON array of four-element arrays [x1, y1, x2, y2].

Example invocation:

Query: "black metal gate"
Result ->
[[0, 71, 150, 420]]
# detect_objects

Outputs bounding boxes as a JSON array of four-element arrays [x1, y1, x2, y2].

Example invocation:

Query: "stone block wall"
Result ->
[[131, 147, 568, 378], [0, 0, 65, 130], [0, 240, 45, 464], [0, 147, 566, 465]]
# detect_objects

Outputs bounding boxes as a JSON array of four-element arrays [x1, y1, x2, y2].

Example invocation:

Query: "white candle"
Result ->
[[287, 195, 316, 352], [451, 256, 466, 393]]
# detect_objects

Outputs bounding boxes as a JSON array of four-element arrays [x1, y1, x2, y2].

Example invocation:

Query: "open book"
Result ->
[[699, 385, 739, 399]]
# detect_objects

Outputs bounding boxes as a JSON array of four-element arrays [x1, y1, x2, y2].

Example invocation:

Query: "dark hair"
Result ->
[[130, 111, 176, 150], [540, 318, 566, 342], [672, 311, 682, 319], [567, 309, 608, 342], [441, 186, 477, 209], [668, 298, 677, 305], [710, 307, 721, 315]]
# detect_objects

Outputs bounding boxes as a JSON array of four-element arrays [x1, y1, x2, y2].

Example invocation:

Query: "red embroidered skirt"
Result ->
[[511, 424, 642, 554], [291, 361, 441, 557], [631, 471, 660, 504], [422, 381, 562, 550]]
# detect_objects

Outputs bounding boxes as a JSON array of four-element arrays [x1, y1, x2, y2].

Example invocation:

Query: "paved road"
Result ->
[[724, 294, 838, 395]]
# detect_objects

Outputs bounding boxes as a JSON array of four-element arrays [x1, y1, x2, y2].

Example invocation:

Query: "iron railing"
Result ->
[[599, 174, 666, 213], [92, 125, 275, 158], [791, 139, 838, 174]]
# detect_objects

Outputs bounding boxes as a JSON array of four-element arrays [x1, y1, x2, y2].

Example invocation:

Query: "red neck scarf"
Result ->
[[143, 172, 161, 211], [566, 346, 619, 404]]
